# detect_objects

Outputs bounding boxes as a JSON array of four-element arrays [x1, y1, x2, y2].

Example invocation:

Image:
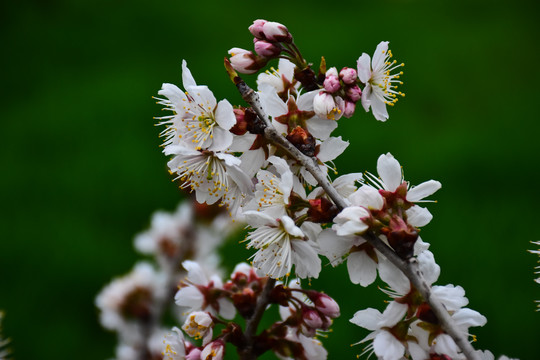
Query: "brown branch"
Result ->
[[234, 78, 480, 360], [238, 278, 277, 360]]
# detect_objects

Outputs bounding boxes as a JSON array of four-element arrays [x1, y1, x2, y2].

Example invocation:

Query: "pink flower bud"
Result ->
[[249, 19, 267, 39], [186, 348, 202, 360], [308, 292, 340, 318], [313, 91, 344, 120], [343, 101, 356, 118], [262, 21, 292, 43], [201, 340, 225, 360], [303, 308, 324, 329], [340, 67, 357, 85], [345, 85, 362, 102], [323, 75, 341, 93], [254, 40, 281, 58], [228, 48, 258, 74]]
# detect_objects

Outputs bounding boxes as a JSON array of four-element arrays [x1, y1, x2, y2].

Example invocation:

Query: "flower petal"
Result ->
[[214, 99, 236, 130], [377, 153, 402, 191], [347, 250, 377, 287], [357, 53, 372, 84], [407, 180, 442, 202]]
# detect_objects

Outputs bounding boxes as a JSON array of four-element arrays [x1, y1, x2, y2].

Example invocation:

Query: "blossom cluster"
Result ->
[[96, 201, 234, 359], [96, 18, 523, 360], [166, 262, 339, 360]]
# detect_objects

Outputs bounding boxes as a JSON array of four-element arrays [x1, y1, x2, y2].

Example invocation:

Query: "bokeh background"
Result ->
[[1, 0, 539, 358]]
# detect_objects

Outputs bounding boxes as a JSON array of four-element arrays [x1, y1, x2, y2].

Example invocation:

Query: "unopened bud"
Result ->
[[339, 67, 357, 85], [228, 48, 262, 74], [262, 21, 292, 43], [313, 91, 344, 120], [249, 19, 267, 39], [254, 40, 281, 58], [343, 101, 356, 118], [306, 291, 340, 318], [286, 126, 316, 157], [186, 348, 202, 360], [345, 85, 362, 102], [323, 74, 341, 93], [302, 308, 324, 329]]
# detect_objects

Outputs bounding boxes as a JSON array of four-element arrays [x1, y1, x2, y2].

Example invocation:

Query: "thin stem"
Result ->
[[238, 278, 277, 360], [234, 78, 480, 360]]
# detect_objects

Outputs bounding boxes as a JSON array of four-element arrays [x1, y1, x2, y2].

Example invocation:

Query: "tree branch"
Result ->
[[238, 278, 277, 360], [235, 78, 480, 360]]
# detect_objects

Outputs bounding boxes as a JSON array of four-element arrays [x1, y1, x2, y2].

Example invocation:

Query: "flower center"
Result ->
[[372, 49, 405, 107]]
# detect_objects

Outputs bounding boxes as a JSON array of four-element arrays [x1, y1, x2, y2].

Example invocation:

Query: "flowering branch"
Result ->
[[233, 75, 480, 360]]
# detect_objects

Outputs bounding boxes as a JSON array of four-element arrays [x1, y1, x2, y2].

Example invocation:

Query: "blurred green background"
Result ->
[[1, 0, 539, 358]]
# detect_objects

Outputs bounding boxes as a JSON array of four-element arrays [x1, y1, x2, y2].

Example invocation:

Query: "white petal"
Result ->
[[214, 99, 236, 130], [417, 250, 440, 285], [349, 185, 384, 210], [240, 149, 266, 178], [281, 216, 304, 238], [378, 255, 410, 295], [350, 308, 382, 330], [407, 180, 442, 202], [453, 308, 487, 329], [357, 53, 372, 84], [259, 83, 288, 117], [406, 206, 433, 227], [371, 41, 390, 73], [361, 83, 372, 112], [297, 90, 318, 111], [182, 260, 208, 284], [317, 136, 349, 162], [243, 210, 276, 228], [305, 116, 338, 140], [433, 334, 460, 359], [218, 298, 236, 319], [370, 92, 389, 122], [432, 285, 468, 311], [373, 330, 405, 360], [379, 301, 407, 327], [408, 341, 429, 360], [207, 126, 233, 151], [318, 229, 355, 264], [278, 58, 296, 82], [174, 286, 204, 310], [291, 240, 321, 278], [187, 85, 217, 111], [347, 251, 377, 287], [377, 153, 402, 191], [182, 59, 197, 88]]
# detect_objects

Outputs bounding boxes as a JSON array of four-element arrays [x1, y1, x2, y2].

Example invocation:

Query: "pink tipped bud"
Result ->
[[254, 40, 281, 58], [262, 21, 292, 43], [345, 85, 362, 102], [302, 308, 324, 329], [313, 91, 344, 120], [307, 292, 340, 318], [228, 48, 259, 74], [340, 67, 357, 85], [249, 19, 267, 39], [201, 340, 225, 360], [343, 101, 356, 118], [186, 348, 202, 360], [323, 75, 341, 93]]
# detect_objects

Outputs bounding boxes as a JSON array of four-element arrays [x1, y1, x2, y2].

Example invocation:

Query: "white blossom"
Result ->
[[357, 41, 404, 121]]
